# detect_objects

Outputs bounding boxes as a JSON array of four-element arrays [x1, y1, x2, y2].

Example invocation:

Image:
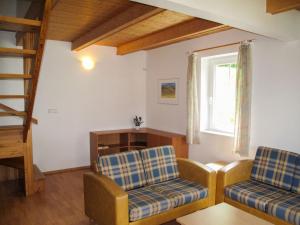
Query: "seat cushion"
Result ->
[[97, 150, 146, 191], [291, 155, 300, 194], [251, 146, 298, 190], [267, 193, 300, 225], [140, 145, 179, 185], [149, 178, 208, 207], [225, 180, 288, 211], [128, 186, 175, 222]]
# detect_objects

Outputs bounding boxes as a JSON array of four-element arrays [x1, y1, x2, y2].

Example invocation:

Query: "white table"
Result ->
[[176, 203, 272, 225]]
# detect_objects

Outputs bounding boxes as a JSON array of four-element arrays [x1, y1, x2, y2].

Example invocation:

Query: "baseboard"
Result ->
[[44, 166, 91, 175]]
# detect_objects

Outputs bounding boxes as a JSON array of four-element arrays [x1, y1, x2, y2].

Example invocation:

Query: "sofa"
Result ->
[[84, 145, 216, 225], [216, 146, 300, 225]]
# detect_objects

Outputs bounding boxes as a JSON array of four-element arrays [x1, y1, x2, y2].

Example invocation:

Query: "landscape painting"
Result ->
[[158, 78, 179, 104], [161, 82, 176, 98]]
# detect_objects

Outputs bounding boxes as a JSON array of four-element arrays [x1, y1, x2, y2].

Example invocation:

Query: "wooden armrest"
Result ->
[[216, 160, 253, 204], [177, 158, 216, 206], [83, 172, 129, 225]]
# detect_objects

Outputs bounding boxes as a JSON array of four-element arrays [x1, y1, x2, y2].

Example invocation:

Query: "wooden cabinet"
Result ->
[[90, 128, 188, 166]]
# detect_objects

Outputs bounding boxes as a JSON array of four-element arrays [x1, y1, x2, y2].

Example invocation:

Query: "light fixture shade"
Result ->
[[81, 56, 95, 70]]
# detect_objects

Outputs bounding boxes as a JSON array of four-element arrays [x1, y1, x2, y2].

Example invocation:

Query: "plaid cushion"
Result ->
[[140, 145, 179, 185], [291, 155, 300, 194], [251, 146, 298, 190], [148, 178, 208, 207], [97, 151, 146, 191], [225, 180, 288, 211], [267, 193, 300, 225], [128, 186, 175, 222]]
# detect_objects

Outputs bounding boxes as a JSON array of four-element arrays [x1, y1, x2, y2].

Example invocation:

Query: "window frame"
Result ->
[[200, 52, 238, 136]]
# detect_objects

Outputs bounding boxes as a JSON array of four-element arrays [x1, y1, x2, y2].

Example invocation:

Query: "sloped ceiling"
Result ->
[[132, 0, 300, 41]]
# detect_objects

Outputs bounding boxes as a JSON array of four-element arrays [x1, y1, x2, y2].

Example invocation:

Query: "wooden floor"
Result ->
[[0, 169, 179, 225]]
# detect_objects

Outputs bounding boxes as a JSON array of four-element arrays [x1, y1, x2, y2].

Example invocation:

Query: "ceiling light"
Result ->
[[81, 56, 95, 70]]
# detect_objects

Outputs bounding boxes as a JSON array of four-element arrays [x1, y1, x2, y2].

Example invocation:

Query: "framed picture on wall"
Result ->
[[158, 78, 179, 105]]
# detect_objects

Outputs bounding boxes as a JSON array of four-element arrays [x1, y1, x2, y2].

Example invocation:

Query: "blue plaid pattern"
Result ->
[[291, 155, 300, 194], [251, 146, 298, 190], [225, 180, 288, 211], [267, 193, 300, 225], [97, 151, 146, 191], [128, 186, 175, 222], [140, 145, 179, 185], [148, 178, 208, 207]]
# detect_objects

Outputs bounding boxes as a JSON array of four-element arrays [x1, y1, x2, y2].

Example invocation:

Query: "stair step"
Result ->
[[0, 142, 24, 147], [0, 126, 23, 138], [0, 15, 41, 32], [0, 145, 24, 159], [0, 95, 28, 99], [0, 134, 23, 145], [0, 129, 23, 136], [0, 111, 27, 117], [0, 48, 36, 57], [0, 74, 32, 79], [0, 125, 24, 131]]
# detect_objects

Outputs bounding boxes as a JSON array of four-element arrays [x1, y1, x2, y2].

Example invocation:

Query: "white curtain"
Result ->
[[187, 53, 201, 144], [234, 42, 252, 156]]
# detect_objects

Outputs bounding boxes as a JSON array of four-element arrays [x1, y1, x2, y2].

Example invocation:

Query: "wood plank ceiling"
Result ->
[[47, 0, 230, 54], [266, 0, 300, 14]]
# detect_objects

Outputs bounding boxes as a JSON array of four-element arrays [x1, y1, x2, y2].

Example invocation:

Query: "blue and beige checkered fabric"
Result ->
[[225, 180, 288, 211], [267, 193, 300, 225], [291, 155, 300, 194], [140, 145, 179, 185], [97, 151, 146, 191], [128, 186, 175, 222], [148, 178, 208, 207], [251, 146, 298, 190]]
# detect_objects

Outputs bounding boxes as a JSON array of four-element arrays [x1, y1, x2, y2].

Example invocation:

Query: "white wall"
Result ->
[[146, 29, 300, 163], [251, 40, 300, 155], [32, 41, 147, 171]]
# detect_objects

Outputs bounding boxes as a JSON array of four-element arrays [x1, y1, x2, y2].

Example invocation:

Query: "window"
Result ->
[[201, 53, 238, 135]]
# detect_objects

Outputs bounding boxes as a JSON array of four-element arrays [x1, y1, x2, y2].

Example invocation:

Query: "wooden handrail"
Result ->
[[23, 0, 52, 141], [0, 103, 38, 124]]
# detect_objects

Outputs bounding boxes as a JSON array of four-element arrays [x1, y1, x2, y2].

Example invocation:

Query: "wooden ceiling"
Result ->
[[45, 0, 230, 54], [266, 0, 300, 14], [47, 0, 134, 41], [96, 10, 194, 47]]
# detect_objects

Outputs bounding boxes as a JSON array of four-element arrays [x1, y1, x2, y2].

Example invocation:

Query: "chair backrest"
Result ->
[[251, 146, 298, 190], [140, 145, 179, 185], [291, 155, 300, 194], [97, 150, 146, 191]]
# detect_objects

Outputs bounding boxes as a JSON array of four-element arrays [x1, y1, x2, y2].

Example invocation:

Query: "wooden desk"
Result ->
[[90, 128, 188, 166], [176, 203, 272, 225]]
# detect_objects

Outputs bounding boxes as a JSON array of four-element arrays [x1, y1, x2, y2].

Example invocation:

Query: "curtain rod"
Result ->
[[192, 39, 255, 53]]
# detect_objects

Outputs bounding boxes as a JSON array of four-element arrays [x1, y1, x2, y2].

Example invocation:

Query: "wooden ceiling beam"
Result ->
[[117, 19, 231, 55], [71, 5, 164, 51], [266, 0, 300, 14]]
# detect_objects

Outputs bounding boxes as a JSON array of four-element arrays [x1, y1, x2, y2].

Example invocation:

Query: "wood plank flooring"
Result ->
[[0, 169, 180, 225]]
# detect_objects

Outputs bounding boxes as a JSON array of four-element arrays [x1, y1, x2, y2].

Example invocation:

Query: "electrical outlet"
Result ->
[[48, 108, 58, 113]]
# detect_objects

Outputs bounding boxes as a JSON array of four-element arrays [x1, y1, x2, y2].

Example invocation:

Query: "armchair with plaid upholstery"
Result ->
[[216, 146, 300, 225], [84, 145, 216, 225]]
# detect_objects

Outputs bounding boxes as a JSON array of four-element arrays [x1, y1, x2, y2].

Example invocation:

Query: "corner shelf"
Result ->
[[90, 128, 188, 166]]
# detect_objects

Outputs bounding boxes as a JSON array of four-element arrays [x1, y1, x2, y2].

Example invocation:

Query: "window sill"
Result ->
[[201, 130, 234, 138]]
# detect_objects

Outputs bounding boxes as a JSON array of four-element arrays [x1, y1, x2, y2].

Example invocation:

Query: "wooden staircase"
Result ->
[[0, 0, 51, 196]]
